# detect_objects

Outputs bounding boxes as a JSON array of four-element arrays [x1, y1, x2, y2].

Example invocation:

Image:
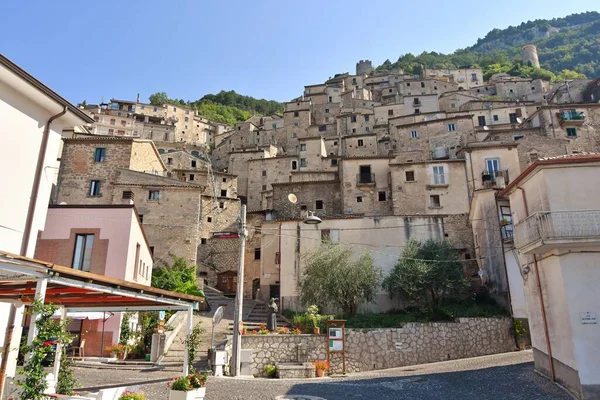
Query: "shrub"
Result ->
[[119, 391, 146, 400], [313, 360, 330, 371], [264, 364, 277, 378]]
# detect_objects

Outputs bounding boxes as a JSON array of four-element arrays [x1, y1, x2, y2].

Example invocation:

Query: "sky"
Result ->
[[1, 0, 598, 105]]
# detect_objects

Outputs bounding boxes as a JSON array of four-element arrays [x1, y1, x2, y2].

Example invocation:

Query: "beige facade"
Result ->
[[337, 108, 374, 136], [438, 92, 481, 112], [503, 155, 600, 399], [339, 157, 392, 216], [422, 67, 483, 90], [463, 143, 521, 192]]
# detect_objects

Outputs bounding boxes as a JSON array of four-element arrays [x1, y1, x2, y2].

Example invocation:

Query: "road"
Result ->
[[74, 350, 572, 399]]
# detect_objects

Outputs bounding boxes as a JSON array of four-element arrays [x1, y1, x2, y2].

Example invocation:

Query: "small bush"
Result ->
[[264, 364, 277, 378], [119, 391, 146, 400]]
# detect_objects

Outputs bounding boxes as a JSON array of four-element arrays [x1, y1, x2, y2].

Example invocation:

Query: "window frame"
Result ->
[[72, 234, 94, 272], [94, 148, 106, 163], [89, 180, 101, 197], [148, 190, 160, 201]]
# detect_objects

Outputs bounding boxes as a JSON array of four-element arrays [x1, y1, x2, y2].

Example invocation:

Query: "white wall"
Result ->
[[504, 250, 528, 318]]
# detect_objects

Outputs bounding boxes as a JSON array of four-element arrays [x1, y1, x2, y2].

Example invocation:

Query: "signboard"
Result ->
[[212, 306, 224, 327], [581, 312, 597, 324], [329, 340, 343, 351], [328, 327, 343, 339], [212, 231, 240, 239]]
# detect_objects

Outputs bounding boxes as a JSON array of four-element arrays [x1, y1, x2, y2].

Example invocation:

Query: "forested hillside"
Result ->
[[375, 11, 600, 81]]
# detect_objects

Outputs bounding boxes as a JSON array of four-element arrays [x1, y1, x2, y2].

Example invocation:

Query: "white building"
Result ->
[[0, 53, 93, 385], [502, 154, 600, 399]]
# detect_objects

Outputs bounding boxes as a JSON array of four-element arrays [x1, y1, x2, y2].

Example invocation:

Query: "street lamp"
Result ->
[[303, 211, 322, 225]]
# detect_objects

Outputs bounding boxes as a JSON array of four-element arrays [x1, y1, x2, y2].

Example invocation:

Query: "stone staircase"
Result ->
[[226, 301, 293, 333]]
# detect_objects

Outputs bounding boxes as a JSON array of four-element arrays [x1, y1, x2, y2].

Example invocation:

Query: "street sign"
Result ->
[[581, 312, 597, 324], [213, 306, 224, 326]]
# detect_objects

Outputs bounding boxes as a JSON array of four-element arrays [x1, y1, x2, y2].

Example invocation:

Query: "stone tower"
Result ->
[[356, 60, 373, 76], [521, 44, 540, 69]]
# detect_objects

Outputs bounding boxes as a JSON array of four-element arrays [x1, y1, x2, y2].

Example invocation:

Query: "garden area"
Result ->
[[286, 238, 508, 330]]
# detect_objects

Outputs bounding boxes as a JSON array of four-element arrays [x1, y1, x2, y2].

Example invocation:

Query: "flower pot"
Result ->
[[169, 387, 206, 400], [316, 369, 325, 377], [313, 327, 320, 335], [518, 341, 526, 350]]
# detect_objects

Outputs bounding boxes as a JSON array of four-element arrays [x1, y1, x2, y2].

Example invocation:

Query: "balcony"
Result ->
[[412, 101, 422, 107], [481, 169, 508, 189], [426, 174, 449, 189], [356, 173, 375, 186], [558, 109, 585, 126], [514, 211, 600, 254]]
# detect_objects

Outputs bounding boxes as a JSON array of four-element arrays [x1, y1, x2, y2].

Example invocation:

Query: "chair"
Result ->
[[72, 339, 85, 359]]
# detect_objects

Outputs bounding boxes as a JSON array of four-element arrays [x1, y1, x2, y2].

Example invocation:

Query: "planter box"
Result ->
[[169, 387, 206, 400]]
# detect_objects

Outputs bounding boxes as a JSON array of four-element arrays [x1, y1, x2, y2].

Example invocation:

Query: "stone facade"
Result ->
[[271, 180, 342, 220], [232, 317, 514, 376]]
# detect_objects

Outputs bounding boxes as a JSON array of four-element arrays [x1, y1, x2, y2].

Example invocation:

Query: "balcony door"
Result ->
[[485, 158, 500, 177], [359, 165, 372, 183]]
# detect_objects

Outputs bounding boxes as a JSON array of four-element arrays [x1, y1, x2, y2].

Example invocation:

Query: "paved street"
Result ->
[[74, 350, 572, 399]]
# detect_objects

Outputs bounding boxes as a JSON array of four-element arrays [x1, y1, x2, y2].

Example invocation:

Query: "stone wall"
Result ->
[[232, 317, 514, 377]]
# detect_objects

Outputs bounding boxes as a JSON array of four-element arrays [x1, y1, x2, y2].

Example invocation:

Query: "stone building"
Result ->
[[421, 66, 484, 90]]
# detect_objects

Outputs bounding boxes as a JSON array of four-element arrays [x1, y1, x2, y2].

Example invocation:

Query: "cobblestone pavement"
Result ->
[[74, 351, 572, 400]]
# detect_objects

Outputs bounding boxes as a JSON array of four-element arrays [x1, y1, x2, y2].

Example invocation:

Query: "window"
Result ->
[[293, 122, 299, 127], [222, 178, 227, 183], [110, 118, 116, 125], [191, 160, 197, 168], [262, 170, 267, 177], [509, 113, 518, 124], [148, 190, 160, 200], [201, 238, 207, 245], [471, 73, 478, 82], [153, 107, 158, 112], [292, 132, 297, 138], [315, 200, 324, 210], [414, 109, 420, 114], [432, 166, 445, 185], [478, 116, 486, 127], [365, 127, 370, 132], [333, 141, 338, 145], [378, 191, 387, 201], [325, 108, 330, 114], [184, 117, 189, 122], [94, 148, 106, 162], [121, 120, 127, 126], [566, 128, 577, 137], [167, 157, 173, 164], [388, 109, 394, 116], [352, 78, 357, 84], [72, 234, 94, 272], [421, 81, 425, 88], [291, 160, 298, 170], [254, 248, 261, 260], [219, 202, 224, 209], [173, 107, 177, 112], [351, 115, 357, 123], [405, 171, 415, 182], [358, 139, 364, 147], [331, 159, 338, 166], [300, 158, 307, 167], [221, 189, 227, 196], [352, 128, 356, 133], [451, 103, 456, 109], [430, 195, 441, 208], [294, 111, 299, 117], [89, 180, 100, 196], [117, 130, 125, 135], [262, 185, 267, 191], [364, 115, 370, 122], [513, 135, 524, 141], [406, 82, 410, 86], [328, 96, 333, 102], [447, 123, 456, 132], [321, 229, 340, 243], [189, 174, 195, 181], [207, 216, 212, 223], [529, 153, 539, 163], [356, 196, 362, 202], [410, 131, 418, 139], [300, 144, 306, 151], [485, 158, 501, 176], [493, 115, 499, 122]]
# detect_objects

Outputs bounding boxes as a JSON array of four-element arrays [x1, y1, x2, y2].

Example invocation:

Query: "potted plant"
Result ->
[[119, 391, 146, 400], [306, 305, 321, 334], [168, 371, 208, 400], [313, 360, 330, 377], [500, 218, 509, 226], [105, 344, 129, 360], [513, 320, 527, 350]]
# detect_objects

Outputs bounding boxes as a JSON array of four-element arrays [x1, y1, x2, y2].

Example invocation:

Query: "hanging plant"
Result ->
[[16, 300, 73, 400]]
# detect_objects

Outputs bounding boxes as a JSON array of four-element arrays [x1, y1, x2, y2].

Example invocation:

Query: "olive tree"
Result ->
[[383, 238, 469, 310], [298, 242, 381, 317]]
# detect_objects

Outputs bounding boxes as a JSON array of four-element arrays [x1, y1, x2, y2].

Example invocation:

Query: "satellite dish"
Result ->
[[288, 193, 298, 204], [483, 126, 490, 131], [516, 117, 523, 124]]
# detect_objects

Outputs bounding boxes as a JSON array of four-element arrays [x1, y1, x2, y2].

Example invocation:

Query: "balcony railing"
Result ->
[[412, 101, 422, 107], [357, 173, 375, 185], [558, 110, 585, 125], [514, 211, 600, 252]]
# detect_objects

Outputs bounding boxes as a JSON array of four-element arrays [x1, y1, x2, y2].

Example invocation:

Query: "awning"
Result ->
[[0, 251, 205, 312], [51, 311, 110, 320]]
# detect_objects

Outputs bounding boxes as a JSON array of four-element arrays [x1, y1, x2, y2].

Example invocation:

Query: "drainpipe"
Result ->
[[517, 186, 555, 381], [20, 106, 68, 256], [278, 222, 282, 310]]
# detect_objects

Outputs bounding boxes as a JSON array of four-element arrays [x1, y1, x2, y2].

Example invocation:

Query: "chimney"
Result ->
[[122, 190, 135, 205]]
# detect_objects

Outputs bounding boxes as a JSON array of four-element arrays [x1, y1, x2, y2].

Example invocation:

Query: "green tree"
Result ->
[[152, 255, 204, 296], [383, 239, 469, 311], [298, 242, 381, 317], [148, 91, 169, 106], [552, 68, 587, 82]]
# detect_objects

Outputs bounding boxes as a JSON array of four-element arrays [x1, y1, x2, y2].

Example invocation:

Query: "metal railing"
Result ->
[[514, 210, 600, 249], [357, 173, 375, 185]]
